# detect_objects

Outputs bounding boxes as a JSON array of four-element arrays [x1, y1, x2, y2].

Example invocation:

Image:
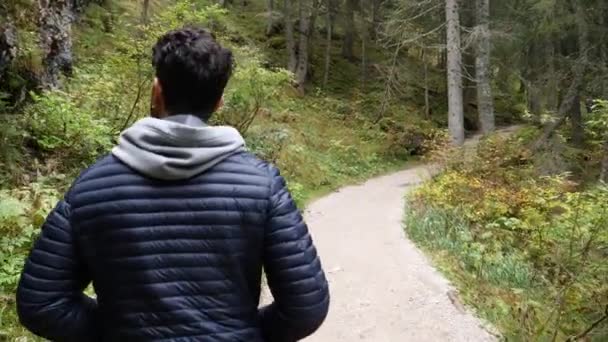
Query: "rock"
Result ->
[[39, 0, 74, 88], [447, 289, 466, 314], [0, 21, 17, 83]]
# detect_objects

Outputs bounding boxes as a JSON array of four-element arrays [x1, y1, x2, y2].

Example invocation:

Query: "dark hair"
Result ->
[[152, 27, 233, 119]]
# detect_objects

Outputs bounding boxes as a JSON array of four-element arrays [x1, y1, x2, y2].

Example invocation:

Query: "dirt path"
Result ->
[[299, 164, 495, 341]]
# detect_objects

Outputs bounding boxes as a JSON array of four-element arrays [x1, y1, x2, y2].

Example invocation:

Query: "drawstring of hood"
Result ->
[[112, 114, 245, 180]]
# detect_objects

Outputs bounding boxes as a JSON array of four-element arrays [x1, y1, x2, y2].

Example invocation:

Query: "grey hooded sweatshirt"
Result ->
[[112, 114, 245, 180]]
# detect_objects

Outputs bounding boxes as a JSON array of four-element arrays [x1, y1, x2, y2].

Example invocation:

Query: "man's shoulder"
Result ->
[[221, 151, 281, 179], [66, 151, 284, 199], [73, 153, 129, 184]]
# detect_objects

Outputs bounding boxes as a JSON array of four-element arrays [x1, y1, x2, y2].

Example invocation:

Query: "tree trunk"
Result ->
[[142, 0, 150, 24], [323, 0, 332, 87], [601, 141, 608, 183], [0, 21, 17, 84], [265, 0, 274, 36], [446, 0, 464, 145], [38, 0, 74, 89], [570, 95, 583, 147], [600, 2, 608, 98], [342, 0, 356, 61], [294, 0, 319, 92], [439, 26, 447, 69], [523, 42, 536, 114], [295, 8, 311, 89], [423, 48, 430, 119], [527, 81, 542, 116], [284, 0, 298, 72], [370, 0, 381, 41], [360, 14, 367, 88], [475, 0, 494, 133], [461, 0, 476, 127], [532, 73, 584, 151], [545, 40, 559, 113], [570, 2, 587, 148], [532, 1, 588, 151]]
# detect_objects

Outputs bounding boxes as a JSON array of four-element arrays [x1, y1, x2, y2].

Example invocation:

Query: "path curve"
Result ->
[[300, 164, 495, 341], [260, 129, 523, 341]]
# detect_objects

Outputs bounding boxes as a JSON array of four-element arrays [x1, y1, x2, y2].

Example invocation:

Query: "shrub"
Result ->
[[246, 126, 290, 163], [0, 115, 24, 182], [0, 179, 60, 340], [24, 90, 114, 163], [379, 117, 446, 158], [0, 180, 60, 292], [215, 50, 291, 134]]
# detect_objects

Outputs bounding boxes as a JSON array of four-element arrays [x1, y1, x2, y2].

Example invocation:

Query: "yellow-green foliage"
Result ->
[[0, 180, 60, 340], [407, 132, 608, 341], [0, 181, 60, 291], [25, 91, 114, 161]]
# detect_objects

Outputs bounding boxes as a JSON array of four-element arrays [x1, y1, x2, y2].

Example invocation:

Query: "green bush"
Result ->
[[0, 180, 60, 292], [25, 91, 114, 163], [0, 179, 59, 340], [215, 50, 291, 133], [246, 126, 290, 163], [0, 115, 24, 182]]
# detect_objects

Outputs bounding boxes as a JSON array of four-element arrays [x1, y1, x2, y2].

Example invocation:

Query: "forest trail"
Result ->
[[261, 131, 521, 341], [300, 165, 495, 341]]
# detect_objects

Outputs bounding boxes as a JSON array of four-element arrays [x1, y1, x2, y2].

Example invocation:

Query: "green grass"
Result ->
[[404, 207, 608, 341], [404, 208, 536, 340]]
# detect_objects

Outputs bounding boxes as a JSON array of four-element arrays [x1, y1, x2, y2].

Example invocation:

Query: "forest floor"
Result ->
[[261, 130, 524, 341]]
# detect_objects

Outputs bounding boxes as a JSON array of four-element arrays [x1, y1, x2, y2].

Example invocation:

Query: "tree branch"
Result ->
[[566, 305, 608, 341]]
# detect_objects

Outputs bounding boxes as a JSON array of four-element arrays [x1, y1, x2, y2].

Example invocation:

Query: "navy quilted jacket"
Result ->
[[16, 116, 329, 341]]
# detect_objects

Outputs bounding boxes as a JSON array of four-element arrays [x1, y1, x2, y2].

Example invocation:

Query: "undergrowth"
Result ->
[[406, 130, 608, 341]]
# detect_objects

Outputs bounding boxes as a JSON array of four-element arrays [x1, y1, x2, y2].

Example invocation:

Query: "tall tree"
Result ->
[[323, 0, 333, 87], [422, 47, 430, 118], [569, 0, 588, 147], [369, 0, 382, 41], [446, 0, 464, 145], [532, 0, 589, 150], [461, 0, 477, 126], [283, 0, 319, 92], [284, 0, 298, 72], [475, 0, 494, 133], [265, 0, 275, 36], [294, 0, 320, 92], [601, 142, 608, 183], [360, 0, 368, 87], [342, 0, 356, 61], [142, 0, 150, 24]]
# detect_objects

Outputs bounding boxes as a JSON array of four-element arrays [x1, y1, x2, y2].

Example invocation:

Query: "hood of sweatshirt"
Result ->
[[111, 114, 245, 180]]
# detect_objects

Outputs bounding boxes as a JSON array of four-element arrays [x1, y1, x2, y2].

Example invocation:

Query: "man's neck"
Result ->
[[163, 114, 206, 127]]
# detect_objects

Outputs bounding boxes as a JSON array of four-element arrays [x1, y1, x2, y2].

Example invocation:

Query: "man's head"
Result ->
[[151, 27, 233, 120]]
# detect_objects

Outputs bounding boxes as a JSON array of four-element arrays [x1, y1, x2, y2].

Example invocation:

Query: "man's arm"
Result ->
[[16, 199, 98, 342], [259, 166, 330, 342]]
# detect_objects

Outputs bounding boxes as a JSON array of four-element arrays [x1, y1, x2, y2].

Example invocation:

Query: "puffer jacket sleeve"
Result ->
[[16, 199, 99, 342], [259, 166, 330, 342]]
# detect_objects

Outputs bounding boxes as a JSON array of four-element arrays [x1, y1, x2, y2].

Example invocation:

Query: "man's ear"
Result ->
[[151, 78, 166, 118], [214, 95, 224, 112]]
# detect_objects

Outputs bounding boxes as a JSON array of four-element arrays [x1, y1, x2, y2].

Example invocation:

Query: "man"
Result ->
[[16, 27, 329, 341]]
